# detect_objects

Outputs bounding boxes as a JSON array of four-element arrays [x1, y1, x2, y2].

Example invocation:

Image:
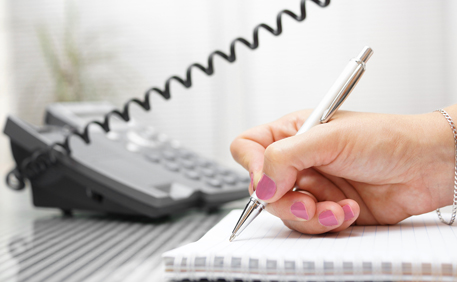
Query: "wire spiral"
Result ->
[[6, 0, 330, 190]]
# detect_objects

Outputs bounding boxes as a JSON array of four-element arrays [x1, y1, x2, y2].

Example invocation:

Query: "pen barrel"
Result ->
[[296, 60, 361, 135]]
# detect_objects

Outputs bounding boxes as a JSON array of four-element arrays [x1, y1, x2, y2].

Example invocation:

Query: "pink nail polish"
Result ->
[[343, 205, 354, 221], [318, 210, 338, 226], [291, 202, 309, 220], [255, 174, 276, 200], [249, 172, 254, 189]]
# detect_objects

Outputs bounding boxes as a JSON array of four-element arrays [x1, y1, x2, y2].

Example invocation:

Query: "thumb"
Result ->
[[255, 124, 343, 203]]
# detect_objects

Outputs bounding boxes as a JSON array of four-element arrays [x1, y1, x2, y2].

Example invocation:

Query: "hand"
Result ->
[[230, 109, 455, 234]]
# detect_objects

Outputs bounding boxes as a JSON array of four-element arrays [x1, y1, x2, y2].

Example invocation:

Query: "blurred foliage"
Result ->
[[37, 1, 120, 102]]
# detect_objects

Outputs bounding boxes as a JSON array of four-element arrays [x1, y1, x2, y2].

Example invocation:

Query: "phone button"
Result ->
[[205, 178, 222, 188], [162, 149, 176, 161], [222, 175, 237, 185], [184, 170, 200, 180], [164, 161, 180, 172], [201, 167, 215, 177], [178, 149, 196, 160], [145, 152, 161, 163], [180, 159, 196, 169]]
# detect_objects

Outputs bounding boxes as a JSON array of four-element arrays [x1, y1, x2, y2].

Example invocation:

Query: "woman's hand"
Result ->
[[230, 109, 455, 234]]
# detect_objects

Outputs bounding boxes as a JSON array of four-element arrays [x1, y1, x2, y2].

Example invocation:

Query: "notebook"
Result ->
[[162, 209, 457, 281]]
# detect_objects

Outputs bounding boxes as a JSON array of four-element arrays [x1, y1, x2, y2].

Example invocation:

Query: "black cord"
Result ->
[[6, 0, 331, 190]]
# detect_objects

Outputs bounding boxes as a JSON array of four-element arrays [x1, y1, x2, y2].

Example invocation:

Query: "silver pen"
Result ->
[[230, 46, 374, 242]]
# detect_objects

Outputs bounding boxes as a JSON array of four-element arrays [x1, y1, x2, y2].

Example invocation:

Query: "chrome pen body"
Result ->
[[230, 46, 373, 242], [229, 191, 266, 242]]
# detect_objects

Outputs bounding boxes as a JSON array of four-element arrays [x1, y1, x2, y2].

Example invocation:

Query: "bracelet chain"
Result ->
[[436, 109, 457, 225]]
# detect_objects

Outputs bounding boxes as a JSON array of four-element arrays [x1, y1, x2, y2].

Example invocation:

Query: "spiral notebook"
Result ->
[[162, 209, 457, 281]]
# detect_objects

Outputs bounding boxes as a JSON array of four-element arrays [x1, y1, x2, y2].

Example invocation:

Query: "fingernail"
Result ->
[[256, 174, 276, 200], [343, 205, 354, 221], [249, 172, 254, 189], [318, 210, 338, 226], [291, 202, 309, 220]]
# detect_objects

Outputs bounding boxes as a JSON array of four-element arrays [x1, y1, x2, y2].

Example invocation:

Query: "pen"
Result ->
[[229, 46, 374, 242]]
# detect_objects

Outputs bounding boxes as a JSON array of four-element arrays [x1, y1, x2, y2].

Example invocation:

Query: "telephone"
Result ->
[[4, 102, 250, 217], [3, 0, 330, 218]]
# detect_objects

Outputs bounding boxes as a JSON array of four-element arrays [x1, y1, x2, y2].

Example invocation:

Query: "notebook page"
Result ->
[[163, 209, 457, 281]]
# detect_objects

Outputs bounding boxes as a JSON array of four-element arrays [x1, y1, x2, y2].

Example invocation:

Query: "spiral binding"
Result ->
[[6, 0, 331, 190]]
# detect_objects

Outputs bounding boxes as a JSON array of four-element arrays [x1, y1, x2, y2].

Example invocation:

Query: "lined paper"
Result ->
[[163, 210, 457, 281]]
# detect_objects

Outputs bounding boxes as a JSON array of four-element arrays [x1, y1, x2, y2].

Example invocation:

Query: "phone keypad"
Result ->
[[127, 126, 249, 190], [142, 145, 249, 189]]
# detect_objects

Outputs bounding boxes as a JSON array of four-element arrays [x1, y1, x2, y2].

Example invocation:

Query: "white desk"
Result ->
[[0, 163, 245, 282]]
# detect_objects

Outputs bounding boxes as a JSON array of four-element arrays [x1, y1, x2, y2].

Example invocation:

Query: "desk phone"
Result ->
[[4, 102, 250, 217]]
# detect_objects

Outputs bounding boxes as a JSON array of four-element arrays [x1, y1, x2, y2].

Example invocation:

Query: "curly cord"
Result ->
[[6, 0, 330, 190]]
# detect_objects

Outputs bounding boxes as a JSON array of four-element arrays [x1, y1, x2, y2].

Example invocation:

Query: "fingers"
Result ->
[[266, 190, 360, 234], [230, 125, 272, 173], [295, 168, 347, 202], [331, 199, 360, 232], [255, 124, 343, 202], [266, 191, 317, 221], [231, 134, 266, 194], [230, 110, 313, 194]]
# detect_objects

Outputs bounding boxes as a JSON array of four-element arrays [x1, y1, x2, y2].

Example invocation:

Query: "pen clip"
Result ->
[[320, 61, 365, 123]]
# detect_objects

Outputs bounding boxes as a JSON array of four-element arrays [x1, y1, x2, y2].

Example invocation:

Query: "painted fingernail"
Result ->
[[249, 172, 254, 189], [291, 202, 309, 220], [255, 174, 276, 200], [343, 205, 354, 221], [318, 210, 338, 226]]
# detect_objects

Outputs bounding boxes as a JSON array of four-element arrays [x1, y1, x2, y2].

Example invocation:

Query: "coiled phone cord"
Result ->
[[6, 0, 330, 190]]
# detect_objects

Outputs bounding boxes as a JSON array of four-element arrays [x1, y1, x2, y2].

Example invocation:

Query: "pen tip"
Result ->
[[229, 234, 236, 242]]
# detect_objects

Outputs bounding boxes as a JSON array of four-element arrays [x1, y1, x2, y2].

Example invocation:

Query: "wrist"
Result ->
[[422, 109, 455, 208]]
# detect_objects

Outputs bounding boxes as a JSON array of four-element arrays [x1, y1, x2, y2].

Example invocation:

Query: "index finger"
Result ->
[[230, 110, 312, 193]]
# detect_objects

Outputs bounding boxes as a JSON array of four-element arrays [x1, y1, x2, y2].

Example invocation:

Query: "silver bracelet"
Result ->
[[435, 109, 457, 225]]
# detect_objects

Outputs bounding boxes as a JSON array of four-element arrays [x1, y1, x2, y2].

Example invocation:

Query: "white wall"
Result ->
[[445, 0, 457, 101], [0, 0, 14, 167], [3, 0, 457, 170]]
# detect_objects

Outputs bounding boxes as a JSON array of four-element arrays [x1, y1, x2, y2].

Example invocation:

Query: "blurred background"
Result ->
[[1, 0, 457, 172]]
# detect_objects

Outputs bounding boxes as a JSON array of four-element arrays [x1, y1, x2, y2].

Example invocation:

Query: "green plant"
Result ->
[[37, 2, 119, 102]]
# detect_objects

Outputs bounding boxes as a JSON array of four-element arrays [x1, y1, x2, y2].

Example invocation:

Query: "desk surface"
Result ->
[[0, 164, 245, 282]]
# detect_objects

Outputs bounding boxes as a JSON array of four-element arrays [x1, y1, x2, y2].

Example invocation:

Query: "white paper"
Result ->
[[163, 210, 457, 281]]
